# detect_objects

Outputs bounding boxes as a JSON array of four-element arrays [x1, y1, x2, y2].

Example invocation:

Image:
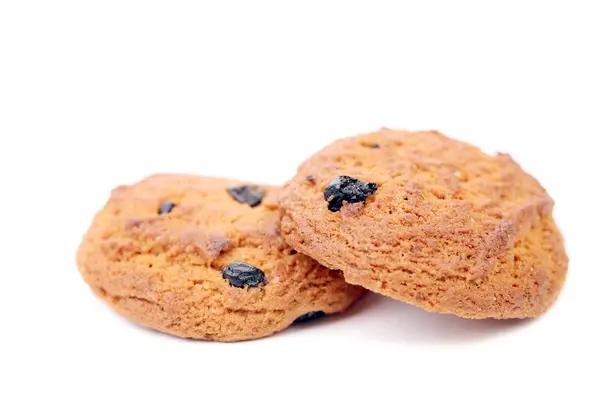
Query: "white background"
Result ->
[[1, 1, 599, 399]]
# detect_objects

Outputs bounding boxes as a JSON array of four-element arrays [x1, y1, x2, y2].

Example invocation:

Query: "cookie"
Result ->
[[77, 174, 364, 341], [280, 129, 568, 319]]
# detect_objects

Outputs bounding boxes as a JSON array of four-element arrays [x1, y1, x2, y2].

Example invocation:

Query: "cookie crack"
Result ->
[[95, 286, 164, 311], [226, 308, 285, 316]]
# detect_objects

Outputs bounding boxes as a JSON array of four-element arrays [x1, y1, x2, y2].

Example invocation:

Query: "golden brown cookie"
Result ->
[[77, 174, 363, 342], [280, 129, 568, 319]]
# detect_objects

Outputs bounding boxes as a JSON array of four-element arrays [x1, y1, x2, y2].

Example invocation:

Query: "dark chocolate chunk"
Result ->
[[158, 201, 175, 215], [324, 176, 378, 212], [294, 311, 326, 324], [227, 185, 266, 207], [222, 262, 267, 288]]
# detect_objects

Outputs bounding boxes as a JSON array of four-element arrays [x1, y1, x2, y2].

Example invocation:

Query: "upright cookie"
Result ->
[[280, 129, 568, 319], [77, 174, 363, 341]]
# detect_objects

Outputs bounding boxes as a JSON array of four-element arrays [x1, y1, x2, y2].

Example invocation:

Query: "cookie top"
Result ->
[[77, 174, 363, 341], [280, 129, 568, 318]]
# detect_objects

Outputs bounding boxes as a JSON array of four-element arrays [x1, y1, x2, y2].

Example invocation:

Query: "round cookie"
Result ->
[[280, 129, 568, 319], [77, 174, 364, 342]]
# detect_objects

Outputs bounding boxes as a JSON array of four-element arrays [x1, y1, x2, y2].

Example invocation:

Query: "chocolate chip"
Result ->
[[222, 262, 267, 288], [294, 311, 326, 324], [324, 176, 378, 212], [158, 201, 175, 215], [227, 185, 266, 207], [290, 249, 298, 255]]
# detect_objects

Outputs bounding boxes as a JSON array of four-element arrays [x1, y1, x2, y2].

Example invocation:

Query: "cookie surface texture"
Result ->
[[280, 129, 568, 319], [77, 174, 363, 341]]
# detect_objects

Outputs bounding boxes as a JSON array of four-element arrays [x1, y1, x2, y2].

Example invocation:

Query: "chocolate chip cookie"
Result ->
[[77, 174, 364, 341], [280, 129, 568, 319]]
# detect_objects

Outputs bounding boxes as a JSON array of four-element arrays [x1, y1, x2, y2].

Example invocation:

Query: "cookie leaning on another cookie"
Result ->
[[280, 129, 568, 319], [77, 174, 364, 342]]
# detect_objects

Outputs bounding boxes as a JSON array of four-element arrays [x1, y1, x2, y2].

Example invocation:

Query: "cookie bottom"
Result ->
[[90, 284, 362, 342]]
